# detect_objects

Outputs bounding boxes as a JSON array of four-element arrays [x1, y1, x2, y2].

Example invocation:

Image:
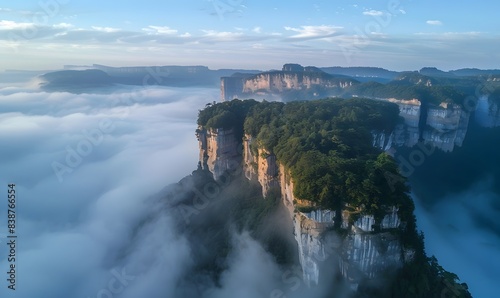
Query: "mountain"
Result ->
[[32, 63, 500, 95], [320, 66, 400, 82], [38, 69, 114, 92], [221, 64, 359, 101], [35, 65, 262, 92], [161, 98, 472, 297], [68, 64, 261, 87]]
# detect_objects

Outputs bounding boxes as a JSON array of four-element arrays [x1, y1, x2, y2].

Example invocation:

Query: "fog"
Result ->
[[414, 179, 500, 297], [0, 81, 342, 298], [3, 77, 492, 297], [0, 82, 215, 297]]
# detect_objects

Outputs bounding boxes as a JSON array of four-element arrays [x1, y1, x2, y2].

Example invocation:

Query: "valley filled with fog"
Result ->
[[0, 76, 499, 297], [0, 81, 219, 297]]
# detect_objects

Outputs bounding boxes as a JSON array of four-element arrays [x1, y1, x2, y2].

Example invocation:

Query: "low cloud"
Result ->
[[426, 20, 443, 26], [363, 10, 384, 16], [413, 179, 500, 297], [0, 80, 220, 297], [283, 25, 343, 41]]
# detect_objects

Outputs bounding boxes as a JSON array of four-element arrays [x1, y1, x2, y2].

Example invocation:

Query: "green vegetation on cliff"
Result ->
[[197, 98, 471, 297], [243, 98, 406, 222], [344, 81, 467, 105], [199, 97, 411, 230]]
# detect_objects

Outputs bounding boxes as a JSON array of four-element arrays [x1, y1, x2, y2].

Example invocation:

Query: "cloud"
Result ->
[[201, 30, 244, 41], [0, 20, 275, 48], [53, 22, 73, 29], [198, 30, 271, 43], [0, 20, 35, 30], [426, 20, 443, 26], [143, 25, 178, 35], [284, 25, 343, 41], [0, 75, 354, 297], [363, 10, 384, 16], [413, 180, 500, 297], [0, 81, 220, 297], [91, 26, 121, 33]]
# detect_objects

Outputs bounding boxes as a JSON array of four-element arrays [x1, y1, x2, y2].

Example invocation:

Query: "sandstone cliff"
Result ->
[[199, 130, 414, 289], [221, 64, 357, 101], [370, 98, 470, 152], [197, 127, 241, 180]]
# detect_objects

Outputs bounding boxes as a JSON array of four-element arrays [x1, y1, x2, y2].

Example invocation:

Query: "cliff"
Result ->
[[38, 69, 114, 92], [370, 98, 471, 152], [221, 64, 357, 101], [199, 130, 414, 289], [195, 98, 472, 296], [197, 127, 241, 180]]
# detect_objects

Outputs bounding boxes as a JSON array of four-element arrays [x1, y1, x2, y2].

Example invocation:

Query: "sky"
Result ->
[[1, 0, 500, 71]]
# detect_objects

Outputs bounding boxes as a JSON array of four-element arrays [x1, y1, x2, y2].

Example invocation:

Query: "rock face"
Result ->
[[242, 135, 279, 196], [201, 131, 413, 289], [242, 72, 354, 93], [197, 128, 241, 180], [197, 98, 475, 289], [423, 103, 470, 152], [221, 64, 357, 101], [370, 98, 471, 152]]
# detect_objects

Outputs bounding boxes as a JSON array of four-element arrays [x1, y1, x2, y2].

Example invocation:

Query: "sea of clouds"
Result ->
[[0, 80, 343, 298], [2, 76, 497, 297], [0, 81, 214, 297]]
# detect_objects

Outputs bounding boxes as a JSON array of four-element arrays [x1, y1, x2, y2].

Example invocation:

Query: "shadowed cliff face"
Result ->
[[197, 129, 412, 291], [148, 164, 349, 298], [194, 98, 473, 297]]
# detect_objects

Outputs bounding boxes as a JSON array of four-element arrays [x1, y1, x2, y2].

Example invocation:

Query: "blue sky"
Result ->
[[1, 0, 499, 71]]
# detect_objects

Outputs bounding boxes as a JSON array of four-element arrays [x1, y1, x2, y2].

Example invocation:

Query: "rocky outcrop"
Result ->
[[242, 72, 354, 94], [370, 98, 471, 152], [370, 99, 420, 151], [197, 127, 241, 180], [204, 133, 412, 288], [221, 64, 357, 101], [198, 101, 472, 289], [422, 103, 470, 152], [294, 202, 409, 287], [242, 135, 279, 197]]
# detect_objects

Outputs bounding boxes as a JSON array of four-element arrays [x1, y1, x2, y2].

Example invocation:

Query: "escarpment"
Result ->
[[195, 98, 472, 296]]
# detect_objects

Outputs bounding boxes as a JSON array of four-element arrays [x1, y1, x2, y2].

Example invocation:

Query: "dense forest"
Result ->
[[197, 98, 471, 297]]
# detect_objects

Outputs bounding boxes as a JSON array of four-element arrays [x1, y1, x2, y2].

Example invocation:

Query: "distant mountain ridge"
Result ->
[[33, 63, 500, 94]]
